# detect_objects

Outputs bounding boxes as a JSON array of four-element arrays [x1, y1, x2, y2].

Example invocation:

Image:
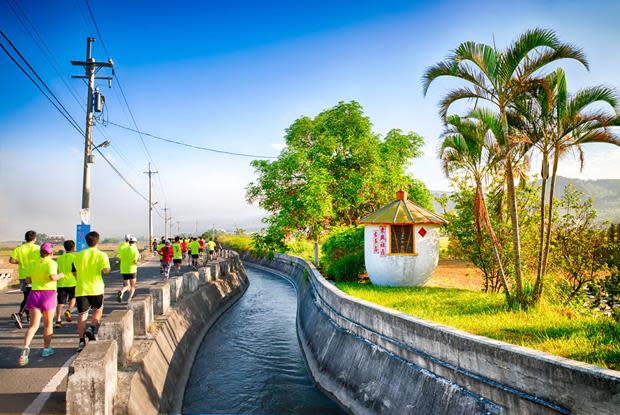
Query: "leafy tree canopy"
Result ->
[[247, 100, 429, 243]]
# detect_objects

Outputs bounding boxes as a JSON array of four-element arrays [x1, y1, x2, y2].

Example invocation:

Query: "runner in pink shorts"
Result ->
[[18, 242, 65, 366]]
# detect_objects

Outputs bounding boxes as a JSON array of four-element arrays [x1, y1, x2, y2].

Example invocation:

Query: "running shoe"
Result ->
[[116, 290, 123, 303], [18, 347, 29, 366], [55, 321, 62, 329], [76, 340, 86, 352], [11, 313, 23, 329], [41, 347, 55, 358], [85, 326, 96, 341], [64, 310, 72, 322]]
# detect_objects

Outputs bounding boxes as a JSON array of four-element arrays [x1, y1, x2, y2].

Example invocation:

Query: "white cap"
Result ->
[[129, 236, 138, 242], [125, 234, 132, 241]]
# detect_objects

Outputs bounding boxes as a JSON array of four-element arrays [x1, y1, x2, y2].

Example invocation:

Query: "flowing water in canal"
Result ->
[[182, 267, 345, 414]]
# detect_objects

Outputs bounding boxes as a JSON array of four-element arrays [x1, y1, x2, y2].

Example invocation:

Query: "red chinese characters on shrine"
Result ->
[[373, 226, 387, 256]]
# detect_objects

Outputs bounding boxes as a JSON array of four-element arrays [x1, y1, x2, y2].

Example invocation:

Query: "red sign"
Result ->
[[373, 226, 387, 256]]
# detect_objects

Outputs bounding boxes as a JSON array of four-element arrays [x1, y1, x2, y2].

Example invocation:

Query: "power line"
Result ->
[[0, 30, 83, 133], [83, 0, 168, 203], [5, 2, 141, 182], [0, 29, 152, 206], [0, 35, 83, 134], [107, 121, 279, 159]]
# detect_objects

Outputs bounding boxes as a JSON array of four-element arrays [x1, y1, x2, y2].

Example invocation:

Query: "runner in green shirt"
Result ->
[[117, 236, 140, 302], [18, 242, 65, 366], [73, 231, 110, 352], [207, 239, 216, 260], [9, 230, 40, 329], [172, 236, 183, 275], [188, 237, 201, 270], [55, 240, 77, 328], [116, 234, 131, 257]]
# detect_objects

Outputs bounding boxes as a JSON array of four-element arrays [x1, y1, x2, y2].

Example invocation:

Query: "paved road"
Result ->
[[0, 254, 196, 414]]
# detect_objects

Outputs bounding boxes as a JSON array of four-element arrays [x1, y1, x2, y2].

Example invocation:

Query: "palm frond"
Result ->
[[567, 86, 619, 118], [451, 41, 499, 86], [501, 28, 588, 83], [438, 86, 496, 119]]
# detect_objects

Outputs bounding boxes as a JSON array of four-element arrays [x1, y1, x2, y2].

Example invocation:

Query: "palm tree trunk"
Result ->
[[473, 185, 487, 291], [476, 182, 510, 295], [501, 108, 524, 306], [542, 145, 560, 277], [533, 152, 549, 303]]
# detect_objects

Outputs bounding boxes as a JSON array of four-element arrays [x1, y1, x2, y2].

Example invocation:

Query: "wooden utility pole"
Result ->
[[144, 163, 158, 252], [71, 37, 113, 222], [164, 206, 170, 240]]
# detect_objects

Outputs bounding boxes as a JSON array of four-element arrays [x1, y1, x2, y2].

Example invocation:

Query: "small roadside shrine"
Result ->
[[358, 190, 448, 286]]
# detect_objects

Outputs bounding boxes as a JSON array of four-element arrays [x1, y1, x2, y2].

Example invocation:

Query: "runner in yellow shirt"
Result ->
[[188, 237, 201, 270], [10, 230, 40, 329], [18, 242, 65, 366], [116, 234, 131, 256], [207, 239, 216, 261], [73, 231, 110, 352], [117, 236, 140, 302], [55, 240, 77, 328], [172, 236, 183, 275]]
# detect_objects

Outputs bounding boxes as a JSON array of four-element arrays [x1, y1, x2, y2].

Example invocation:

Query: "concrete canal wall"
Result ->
[[66, 252, 249, 415], [243, 252, 620, 415]]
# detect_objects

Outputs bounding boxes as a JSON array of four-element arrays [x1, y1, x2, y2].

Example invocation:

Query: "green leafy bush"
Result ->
[[321, 226, 365, 281]]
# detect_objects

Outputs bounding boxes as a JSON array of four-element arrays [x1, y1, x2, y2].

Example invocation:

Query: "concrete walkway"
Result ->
[[0, 255, 195, 414]]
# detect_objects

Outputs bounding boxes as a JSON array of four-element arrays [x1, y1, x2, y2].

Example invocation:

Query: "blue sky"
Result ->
[[1, 0, 619, 240]]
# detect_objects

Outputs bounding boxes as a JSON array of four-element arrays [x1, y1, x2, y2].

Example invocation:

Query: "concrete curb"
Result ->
[[243, 252, 620, 415], [66, 252, 249, 415]]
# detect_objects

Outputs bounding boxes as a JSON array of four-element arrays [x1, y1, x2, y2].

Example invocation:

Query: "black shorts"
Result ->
[[173, 259, 182, 264], [122, 273, 137, 280], [57, 286, 76, 304], [209, 250, 215, 254], [191, 254, 199, 259], [76, 295, 104, 314], [199, 248, 204, 252]]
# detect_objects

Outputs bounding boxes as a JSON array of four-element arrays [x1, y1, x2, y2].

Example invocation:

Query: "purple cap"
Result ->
[[165, 239, 171, 245], [40, 242, 53, 255]]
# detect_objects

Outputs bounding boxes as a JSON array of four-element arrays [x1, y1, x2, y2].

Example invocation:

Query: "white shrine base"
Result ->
[[364, 224, 440, 286]]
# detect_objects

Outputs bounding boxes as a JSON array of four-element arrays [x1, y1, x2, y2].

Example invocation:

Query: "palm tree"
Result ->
[[535, 75, 620, 301], [423, 28, 588, 307], [439, 115, 510, 294]]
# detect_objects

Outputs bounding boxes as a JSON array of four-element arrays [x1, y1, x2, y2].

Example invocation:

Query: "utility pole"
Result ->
[[163, 206, 170, 240], [143, 163, 158, 252], [195, 220, 198, 235], [176, 220, 181, 235], [71, 37, 113, 223], [168, 216, 173, 239]]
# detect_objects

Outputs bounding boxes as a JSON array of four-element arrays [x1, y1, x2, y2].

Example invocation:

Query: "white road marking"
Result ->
[[7, 289, 21, 293], [22, 354, 76, 415]]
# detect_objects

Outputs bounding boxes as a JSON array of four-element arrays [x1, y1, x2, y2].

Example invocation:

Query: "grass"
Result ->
[[218, 234, 317, 262], [336, 282, 620, 370], [218, 234, 253, 252]]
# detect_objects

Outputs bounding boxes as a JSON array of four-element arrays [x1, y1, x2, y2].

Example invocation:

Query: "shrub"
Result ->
[[321, 225, 365, 281], [327, 254, 365, 282]]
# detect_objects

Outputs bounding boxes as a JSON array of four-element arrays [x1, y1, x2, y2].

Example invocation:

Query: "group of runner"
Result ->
[[154, 236, 217, 278], [9, 230, 112, 366], [9, 230, 221, 367]]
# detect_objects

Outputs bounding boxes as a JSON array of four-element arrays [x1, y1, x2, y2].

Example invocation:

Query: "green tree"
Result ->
[[247, 101, 428, 264], [424, 28, 588, 307], [551, 185, 615, 302], [439, 115, 509, 294]]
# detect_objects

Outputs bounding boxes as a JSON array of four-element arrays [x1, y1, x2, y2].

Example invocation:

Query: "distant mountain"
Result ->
[[546, 176, 620, 223], [431, 176, 620, 223]]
